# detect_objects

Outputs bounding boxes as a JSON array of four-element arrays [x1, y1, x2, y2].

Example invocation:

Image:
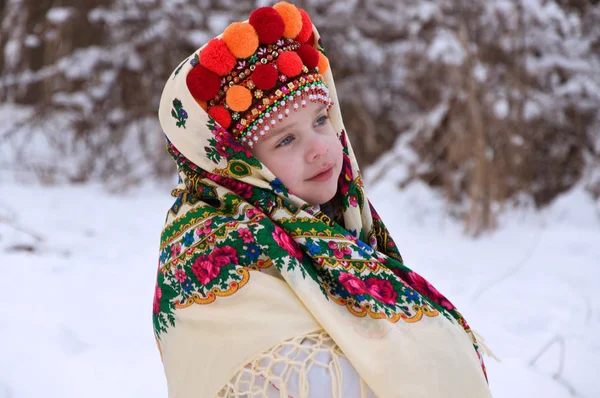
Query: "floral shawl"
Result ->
[[153, 26, 491, 398]]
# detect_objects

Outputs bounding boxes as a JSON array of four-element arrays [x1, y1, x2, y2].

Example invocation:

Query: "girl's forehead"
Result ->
[[271, 101, 327, 131]]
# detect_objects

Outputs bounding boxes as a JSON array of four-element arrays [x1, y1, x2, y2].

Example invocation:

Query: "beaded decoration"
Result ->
[[185, 2, 333, 148]]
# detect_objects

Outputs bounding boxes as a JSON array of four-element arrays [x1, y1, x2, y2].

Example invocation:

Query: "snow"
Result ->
[[46, 7, 74, 24], [1, 167, 598, 397], [427, 30, 465, 65]]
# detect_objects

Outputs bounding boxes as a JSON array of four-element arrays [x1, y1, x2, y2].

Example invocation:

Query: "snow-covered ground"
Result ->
[[1, 172, 599, 397]]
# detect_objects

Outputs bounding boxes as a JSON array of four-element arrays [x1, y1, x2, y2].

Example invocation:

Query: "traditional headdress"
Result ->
[[186, 2, 333, 147]]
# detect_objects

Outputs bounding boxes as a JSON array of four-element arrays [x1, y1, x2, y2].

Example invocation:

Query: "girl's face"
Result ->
[[251, 101, 343, 205]]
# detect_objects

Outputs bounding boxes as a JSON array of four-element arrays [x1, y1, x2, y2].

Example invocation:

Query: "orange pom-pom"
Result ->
[[208, 105, 232, 128], [317, 52, 329, 74], [277, 51, 303, 77], [200, 38, 236, 76], [295, 8, 313, 43], [223, 22, 259, 59], [196, 99, 208, 112], [226, 85, 253, 112], [273, 2, 302, 39]]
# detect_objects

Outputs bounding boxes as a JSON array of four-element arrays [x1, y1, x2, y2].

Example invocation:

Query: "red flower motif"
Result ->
[[338, 153, 354, 195], [245, 208, 262, 218], [191, 256, 221, 284], [406, 271, 455, 310], [272, 226, 303, 259], [174, 269, 187, 283], [338, 272, 367, 295], [153, 284, 162, 314], [210, 245, 239, 267], [213, 174, 254, 199], [237, 228, 254, 243], [214, 128, 248, 155], [365, 278, 397, 304], [349, 195, 358, 207], [170, 243, 182, 257]]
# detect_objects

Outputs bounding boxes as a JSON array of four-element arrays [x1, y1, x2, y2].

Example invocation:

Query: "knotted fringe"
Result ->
[[217, 330, 373, 398], [473, 329, 501, 362]]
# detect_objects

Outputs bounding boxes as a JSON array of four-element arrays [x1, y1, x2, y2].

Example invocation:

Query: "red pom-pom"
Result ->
[[296, 9, 313, 44], [186, 65, 221, 101], [200, 38, 236, 76], [277, 51, 303, 77], [249, 7, 285, 44], [296, 44, 319, 69], [208, 106, 232, 128], [305, 31, 315, 46], [252, 64, 278, 90]]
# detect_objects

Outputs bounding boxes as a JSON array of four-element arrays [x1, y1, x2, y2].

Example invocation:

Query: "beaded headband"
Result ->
[[185, 2, 333, 148]]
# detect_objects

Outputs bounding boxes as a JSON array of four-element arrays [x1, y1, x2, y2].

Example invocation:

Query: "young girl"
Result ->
[[153, 3, 492, 397]]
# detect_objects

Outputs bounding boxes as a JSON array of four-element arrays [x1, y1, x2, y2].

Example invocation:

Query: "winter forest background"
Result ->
[[1, 0, 599, 397]]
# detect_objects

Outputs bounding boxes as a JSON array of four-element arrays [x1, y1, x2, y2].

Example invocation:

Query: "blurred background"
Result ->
[[1, 0, 599, 397]]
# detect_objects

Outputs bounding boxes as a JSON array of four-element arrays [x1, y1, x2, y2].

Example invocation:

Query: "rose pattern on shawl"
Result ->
[[338, 152, 354, 196], [402, 270, 455, 311], [204, 120, 254, 163], [211, 245, 239, 267], [153, 283, 162, 314], [365, 278, 397, 305], [272, 226, 303, 259], [191, 256, 221, 284], [202, 170, 255, 199], [338, 272, 367, 295]]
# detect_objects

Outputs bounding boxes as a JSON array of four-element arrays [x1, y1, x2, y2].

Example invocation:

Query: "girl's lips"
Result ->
[[307, 167, 333, 182]]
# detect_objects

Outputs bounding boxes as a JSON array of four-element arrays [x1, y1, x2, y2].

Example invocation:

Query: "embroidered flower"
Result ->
[[237, 228, 254, 243], [153, 284, 162, 314], [272, 226, 303, 259], [356, 239, 371, 256], [170, 243, 182, 258], [270, 178, 287, 195], [192, 256, 221, 285], [406, 271, 454, 310], [245, 244, 260, 261], [305, 241, 321, 256], [211, 245, 239, 267], [245, 208, 262, 218], [338, 272, 367, 295], [349, 195, 358, 207], [171, 98, 188, 128], [365, 278, 397, 305], [182, 231, 194, 247], [174, 269, 187, 283], [182, 279, 192, 292], [405, 288, 419, 301]]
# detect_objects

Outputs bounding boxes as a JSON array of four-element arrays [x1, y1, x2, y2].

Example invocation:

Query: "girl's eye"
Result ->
[[315, 115, 328, 126], [276, 135, 295, 148]]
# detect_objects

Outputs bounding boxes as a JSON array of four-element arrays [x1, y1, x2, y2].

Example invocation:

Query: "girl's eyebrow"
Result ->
[[269, 104, 328, 140]]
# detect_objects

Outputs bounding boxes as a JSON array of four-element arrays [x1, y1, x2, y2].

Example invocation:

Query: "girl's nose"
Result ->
[[305, 135, 328, 163]]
